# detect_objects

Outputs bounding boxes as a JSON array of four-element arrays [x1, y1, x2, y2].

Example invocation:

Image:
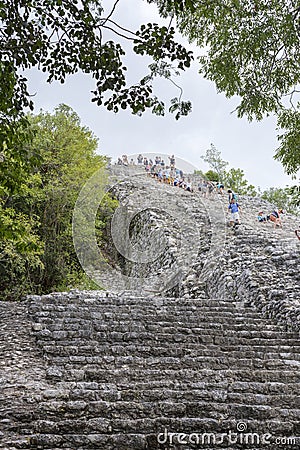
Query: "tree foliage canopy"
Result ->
[[175, 0, 300, 120], [0, 104, 112, 300], [201, 143, 257, 195], [0, 0, 193, 119], [155, 0, 300, 175], [201, 143, 228, 182], [224, 168, 257, 196], [262, 186, 300, 213]]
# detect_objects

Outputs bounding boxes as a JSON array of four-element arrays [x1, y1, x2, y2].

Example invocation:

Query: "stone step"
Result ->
[[81, 367, 300, 384], [36, 345, 300, 364], [25, 380, 300, 406], [29, 297, 268, 317], [31, 308, 273, 322], [50, 379, 300, 396], [30, 304, 298, 329], [33, 320, 294, 337], [39, 342, 299, 361], [36, 324, 299, 347], [20, 432, 300, 450], [46, 355, 299, 372], [33, 317, 293, 333], [30, 296, 263, 308], [34, 398, 300, 423], [28, 295, 254, 306], [58, 387, 298, 408], [40, 344, 300, 360], [3, 418, 300, 450], [30, 295, 247, 306], [17, 414, 300, 434], [17, 385, 300, 411], [30, 417, 300, 436]]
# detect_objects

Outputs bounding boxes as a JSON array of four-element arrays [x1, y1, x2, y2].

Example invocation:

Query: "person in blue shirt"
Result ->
[[228, 199, 242, 228], [257, 211, 267, 222]]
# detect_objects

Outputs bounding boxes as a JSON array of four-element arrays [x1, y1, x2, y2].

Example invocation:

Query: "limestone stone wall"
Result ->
[[106, 166, 300, 331]]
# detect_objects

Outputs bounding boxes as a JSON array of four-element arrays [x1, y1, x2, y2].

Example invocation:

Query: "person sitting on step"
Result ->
[[269, 209, 283, 228], [174, 177, 180, 187], [257, 211, 268, 223], [185, 178, 193, 193]]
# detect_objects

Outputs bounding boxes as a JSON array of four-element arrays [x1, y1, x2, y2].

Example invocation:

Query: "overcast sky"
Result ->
[[24, 0, 296, 191]]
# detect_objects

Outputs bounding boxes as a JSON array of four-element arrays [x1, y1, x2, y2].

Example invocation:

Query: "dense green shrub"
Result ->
[[0, 104, 114, 300]]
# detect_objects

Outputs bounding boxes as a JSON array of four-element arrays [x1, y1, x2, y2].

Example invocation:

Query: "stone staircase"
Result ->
[[201, 196, 300, 332], [1, 167, 300, 449], [1, 291, 299, 449]]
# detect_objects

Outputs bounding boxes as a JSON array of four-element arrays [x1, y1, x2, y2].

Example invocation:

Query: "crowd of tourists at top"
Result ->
[[116, 153, 297, 234], [117, 153, 194, 192]]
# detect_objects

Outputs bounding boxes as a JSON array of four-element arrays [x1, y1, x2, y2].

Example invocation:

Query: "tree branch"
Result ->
[[282, 87, 300, 111], [101, 25, 137, 41], [102, 0, 121, 26], [168, 77, 183, 102], [103, 18, 138, 37]]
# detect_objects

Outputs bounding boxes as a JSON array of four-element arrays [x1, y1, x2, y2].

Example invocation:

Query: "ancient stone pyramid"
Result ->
[[1, 166, 299, 449]]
